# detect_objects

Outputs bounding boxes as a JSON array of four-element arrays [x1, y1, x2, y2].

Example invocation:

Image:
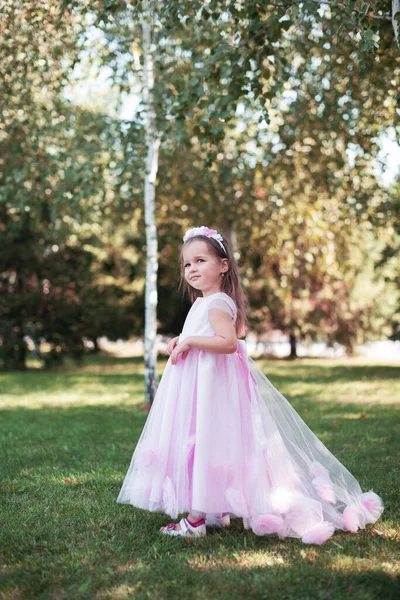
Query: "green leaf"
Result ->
[[364, 29, 375, 41], [79, 578, 91, 592], [303, 2, 317, 12]]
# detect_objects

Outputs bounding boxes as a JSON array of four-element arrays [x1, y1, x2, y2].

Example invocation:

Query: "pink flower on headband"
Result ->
[[202, 227, 217, 236]]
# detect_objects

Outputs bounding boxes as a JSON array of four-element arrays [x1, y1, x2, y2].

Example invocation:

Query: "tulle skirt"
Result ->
[[117, 341, 384, 544]]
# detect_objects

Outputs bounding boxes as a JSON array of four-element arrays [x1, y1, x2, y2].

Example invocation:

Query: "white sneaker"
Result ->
[[205, 514, 230, 528], [160, 517, 206, 537]]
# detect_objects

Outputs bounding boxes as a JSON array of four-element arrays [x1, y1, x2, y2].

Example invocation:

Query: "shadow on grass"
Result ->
[[3, 515, 399, 600], [261, 363, 400, 386]]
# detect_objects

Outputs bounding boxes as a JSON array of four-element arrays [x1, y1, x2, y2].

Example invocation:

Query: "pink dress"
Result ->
[[117, 292, 384, 544]]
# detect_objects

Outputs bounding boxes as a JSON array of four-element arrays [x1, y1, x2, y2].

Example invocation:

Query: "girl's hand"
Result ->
[[167, 336, 180, 355], [170, 339, 192, 365]]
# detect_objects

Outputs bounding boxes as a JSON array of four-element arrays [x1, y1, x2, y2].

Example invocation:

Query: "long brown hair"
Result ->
[[178, 233, 248, 338]]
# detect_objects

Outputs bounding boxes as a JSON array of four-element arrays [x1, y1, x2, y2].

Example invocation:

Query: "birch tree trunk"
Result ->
[[227, 219, 238, 255], [393, 0, 400, 45], [142, 0, 161, 405]]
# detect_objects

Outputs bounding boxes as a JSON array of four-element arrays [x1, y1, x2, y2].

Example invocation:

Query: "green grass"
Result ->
[[1, 355, 399, 600]]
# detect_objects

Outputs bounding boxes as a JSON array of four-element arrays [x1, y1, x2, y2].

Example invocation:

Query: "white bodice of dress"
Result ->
[[178, 292, 237, 343]]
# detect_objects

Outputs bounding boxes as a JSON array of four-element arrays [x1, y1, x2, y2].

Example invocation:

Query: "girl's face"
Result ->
[[183, 240, 228, 297]]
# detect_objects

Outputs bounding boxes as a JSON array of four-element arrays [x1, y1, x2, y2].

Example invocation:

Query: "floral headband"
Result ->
[[183, 226, 227, 256]]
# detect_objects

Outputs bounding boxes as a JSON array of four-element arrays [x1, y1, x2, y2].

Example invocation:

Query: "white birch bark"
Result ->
[[142, 0, 160, 404], [393, 0, 400, 45]]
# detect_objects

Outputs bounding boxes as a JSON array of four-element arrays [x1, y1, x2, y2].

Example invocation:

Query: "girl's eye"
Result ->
[[184, 259, 204, 268]]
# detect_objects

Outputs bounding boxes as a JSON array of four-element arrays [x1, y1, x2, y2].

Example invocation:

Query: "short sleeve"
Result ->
[[208, 295, 237, 324]]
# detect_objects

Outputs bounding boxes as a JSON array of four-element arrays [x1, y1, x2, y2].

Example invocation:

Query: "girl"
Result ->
[[117, 226, 384, 543]]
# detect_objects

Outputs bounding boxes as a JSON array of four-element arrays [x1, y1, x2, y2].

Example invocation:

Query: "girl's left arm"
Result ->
[[170, 309, 237, 364]]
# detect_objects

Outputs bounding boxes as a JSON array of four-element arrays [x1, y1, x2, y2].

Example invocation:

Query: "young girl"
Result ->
[[117, 226, 384, 544]]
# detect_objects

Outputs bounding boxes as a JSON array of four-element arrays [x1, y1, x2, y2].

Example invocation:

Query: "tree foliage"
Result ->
[[0, 1, 142, 369], [0, 0, 398, 368]]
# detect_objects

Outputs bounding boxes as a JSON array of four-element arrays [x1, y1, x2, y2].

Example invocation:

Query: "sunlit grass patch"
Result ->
[[187, 549, 288, 570]]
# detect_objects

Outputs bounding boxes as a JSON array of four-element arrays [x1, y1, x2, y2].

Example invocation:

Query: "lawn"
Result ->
[[1, 355, 399, 600]]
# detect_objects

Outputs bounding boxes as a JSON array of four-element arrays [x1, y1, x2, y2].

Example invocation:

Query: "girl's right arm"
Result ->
[[185, 309, 237, 355], [170, 311, 237, 364]]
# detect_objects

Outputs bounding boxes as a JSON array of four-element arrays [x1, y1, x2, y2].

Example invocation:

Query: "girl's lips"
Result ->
[[190, 276, 200, 280]]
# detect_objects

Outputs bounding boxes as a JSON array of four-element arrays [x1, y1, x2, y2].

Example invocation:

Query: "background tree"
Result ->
[[0, 1, 141, 369]]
